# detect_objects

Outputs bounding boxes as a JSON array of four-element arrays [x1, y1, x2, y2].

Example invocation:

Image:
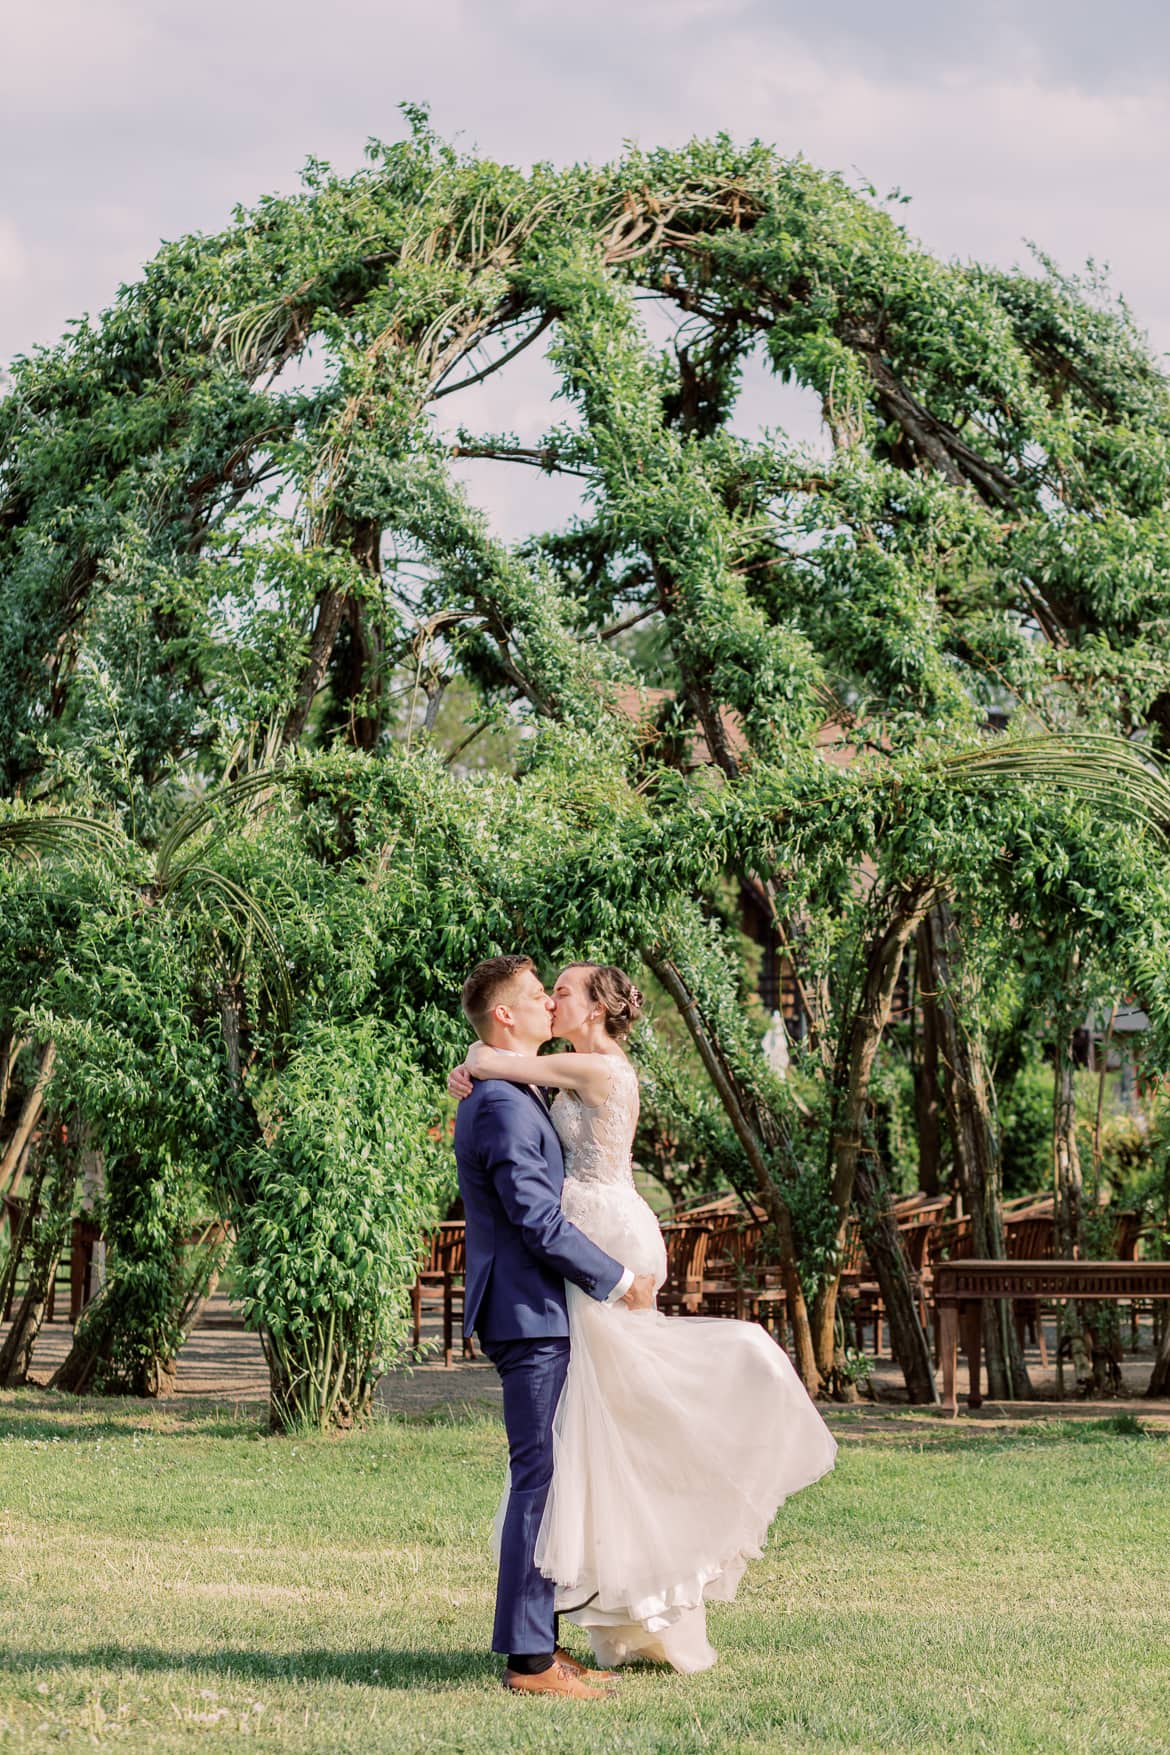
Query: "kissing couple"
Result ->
[[450, 954, 837, 1698]]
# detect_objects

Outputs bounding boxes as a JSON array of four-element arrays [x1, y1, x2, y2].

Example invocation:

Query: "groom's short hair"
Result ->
[[462, 954, 537, 1033]]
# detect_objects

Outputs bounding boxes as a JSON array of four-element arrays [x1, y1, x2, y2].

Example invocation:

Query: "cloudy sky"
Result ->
[[3, 1, 1167, 531]]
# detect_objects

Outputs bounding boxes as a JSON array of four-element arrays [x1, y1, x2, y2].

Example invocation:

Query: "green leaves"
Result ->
[[0, 812, 122, 863], [230, 1020, 446, 1431], [939, 735, 1170, 845]]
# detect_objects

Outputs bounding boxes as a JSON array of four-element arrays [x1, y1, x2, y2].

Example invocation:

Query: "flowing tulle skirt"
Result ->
[[531, 1180, 838, 1672]]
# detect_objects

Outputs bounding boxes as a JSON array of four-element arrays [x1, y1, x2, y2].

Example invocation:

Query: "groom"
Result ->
[[454, 954, 655, 1699]]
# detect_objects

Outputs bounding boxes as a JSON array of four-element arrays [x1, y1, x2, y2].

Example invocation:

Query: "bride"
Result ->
[[450, 960, 837, 1673]]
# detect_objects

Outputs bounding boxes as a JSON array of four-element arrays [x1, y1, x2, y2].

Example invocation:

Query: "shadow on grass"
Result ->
[[0, 1388, 505, 1443], [0, 1390, 266, 1443], [0, 1644, 498, 1692], [1002, 1412, 1160, 1442], [388, 1398, 504, 1428], [832, 1410, 1160, 1452]]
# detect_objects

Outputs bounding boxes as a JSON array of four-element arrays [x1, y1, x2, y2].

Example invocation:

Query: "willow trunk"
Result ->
[[911, 926, 943, 1196], [811, 884, 936, 1395], [924, 903, 1030, 1401], [0, 1126, 75, 1388], [1147, 1316, 1170, 1397], [854, 1150, 939, 1405], [643, 948, 820, 1394]]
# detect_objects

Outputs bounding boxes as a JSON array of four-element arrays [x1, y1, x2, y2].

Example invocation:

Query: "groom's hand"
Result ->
[[620, 1272, 657, 1311]]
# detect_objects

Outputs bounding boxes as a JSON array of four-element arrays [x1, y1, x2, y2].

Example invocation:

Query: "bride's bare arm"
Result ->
[[464, 1041, 617, 1103]]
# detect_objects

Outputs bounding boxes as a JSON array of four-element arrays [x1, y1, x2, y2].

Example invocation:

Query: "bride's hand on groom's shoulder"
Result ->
[[448, 1062, 474, 1100], [465, 1042, 492, 1076]]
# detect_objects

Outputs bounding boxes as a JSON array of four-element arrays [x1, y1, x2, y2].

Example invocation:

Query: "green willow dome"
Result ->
[[2, 111, 1170, 1417]]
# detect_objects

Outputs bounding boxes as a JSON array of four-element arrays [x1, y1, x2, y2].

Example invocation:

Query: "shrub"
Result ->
[[998, 1060, 1053, 1200], [233, 1020, 448, 1431]]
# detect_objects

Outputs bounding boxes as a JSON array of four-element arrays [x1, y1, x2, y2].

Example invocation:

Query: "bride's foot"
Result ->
[[555, 1645, 619, 1684]]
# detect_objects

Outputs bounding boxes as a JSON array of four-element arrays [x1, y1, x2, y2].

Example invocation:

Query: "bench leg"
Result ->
[[962, 1302, 983, 1410], [71, 1232, 86, 1325], [443, 1274, 453, 1369], [939, 1302, 958, 1416]]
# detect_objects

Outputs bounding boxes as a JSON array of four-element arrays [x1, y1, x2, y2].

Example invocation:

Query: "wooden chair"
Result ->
[[1003, 1191, 1053, 1216], [659, 1223, 712, 1315], [928, 1210, 1051, 1363], [695, 1212, 739, 1314], [838, 1218, 885, 1355], [841, 1207, 948, 1360], [696, 1210, 742, 1276], [931, 1214, 973, 1265], [670, 1192, 765, 1227], [1109, 1211, 1146, 1347], [700, 1220, 787, 1342], [739, 1221, 788, 1345], [891, 1192, 944, 1222], [926, 1215, 973, 1361], [897, 1212, 942, 1332], [68, 1214, 222, 1329], [897, 1195, 951, 1226], [410, 1221, 474, 1368], [1005, 1210, 1055, 1260], [1004, 1208, 1055, 1364]]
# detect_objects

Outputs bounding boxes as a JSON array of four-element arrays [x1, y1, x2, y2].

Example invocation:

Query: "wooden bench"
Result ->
[[4, 1207, 226, 1327], [934, 1259, 1170, 1414]]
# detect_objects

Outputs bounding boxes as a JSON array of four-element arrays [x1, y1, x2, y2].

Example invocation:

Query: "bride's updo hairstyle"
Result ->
[[567, 963, 644, 1040]]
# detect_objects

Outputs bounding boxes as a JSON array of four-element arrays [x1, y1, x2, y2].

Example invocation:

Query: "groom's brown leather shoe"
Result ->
[[554, 1645, 619, 1684], [502, 1659, 611, 1699]]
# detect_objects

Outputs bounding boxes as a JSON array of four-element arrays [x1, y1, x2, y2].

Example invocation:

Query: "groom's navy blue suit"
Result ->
[[455, 1077, 626, 1659]]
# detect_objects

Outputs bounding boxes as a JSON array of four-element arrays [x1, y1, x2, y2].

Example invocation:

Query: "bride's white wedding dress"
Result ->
[[531, 1057, 837, 1673]]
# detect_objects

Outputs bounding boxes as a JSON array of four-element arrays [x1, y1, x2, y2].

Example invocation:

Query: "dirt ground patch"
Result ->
[[6, 1296, 1170, 1434]]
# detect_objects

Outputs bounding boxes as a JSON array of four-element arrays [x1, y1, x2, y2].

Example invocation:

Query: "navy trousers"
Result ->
[[481, 1336, 570, 1657]]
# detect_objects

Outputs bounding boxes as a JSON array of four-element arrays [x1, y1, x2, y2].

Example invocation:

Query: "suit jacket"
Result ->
[[454, 1077, 626, 1341]]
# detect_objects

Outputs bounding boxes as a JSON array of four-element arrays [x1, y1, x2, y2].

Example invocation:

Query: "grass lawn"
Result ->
[[1, 1392, 1169, 1753]]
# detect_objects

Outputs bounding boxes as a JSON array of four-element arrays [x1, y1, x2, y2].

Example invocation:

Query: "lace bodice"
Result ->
[[552, 1057, 640, 1188]]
